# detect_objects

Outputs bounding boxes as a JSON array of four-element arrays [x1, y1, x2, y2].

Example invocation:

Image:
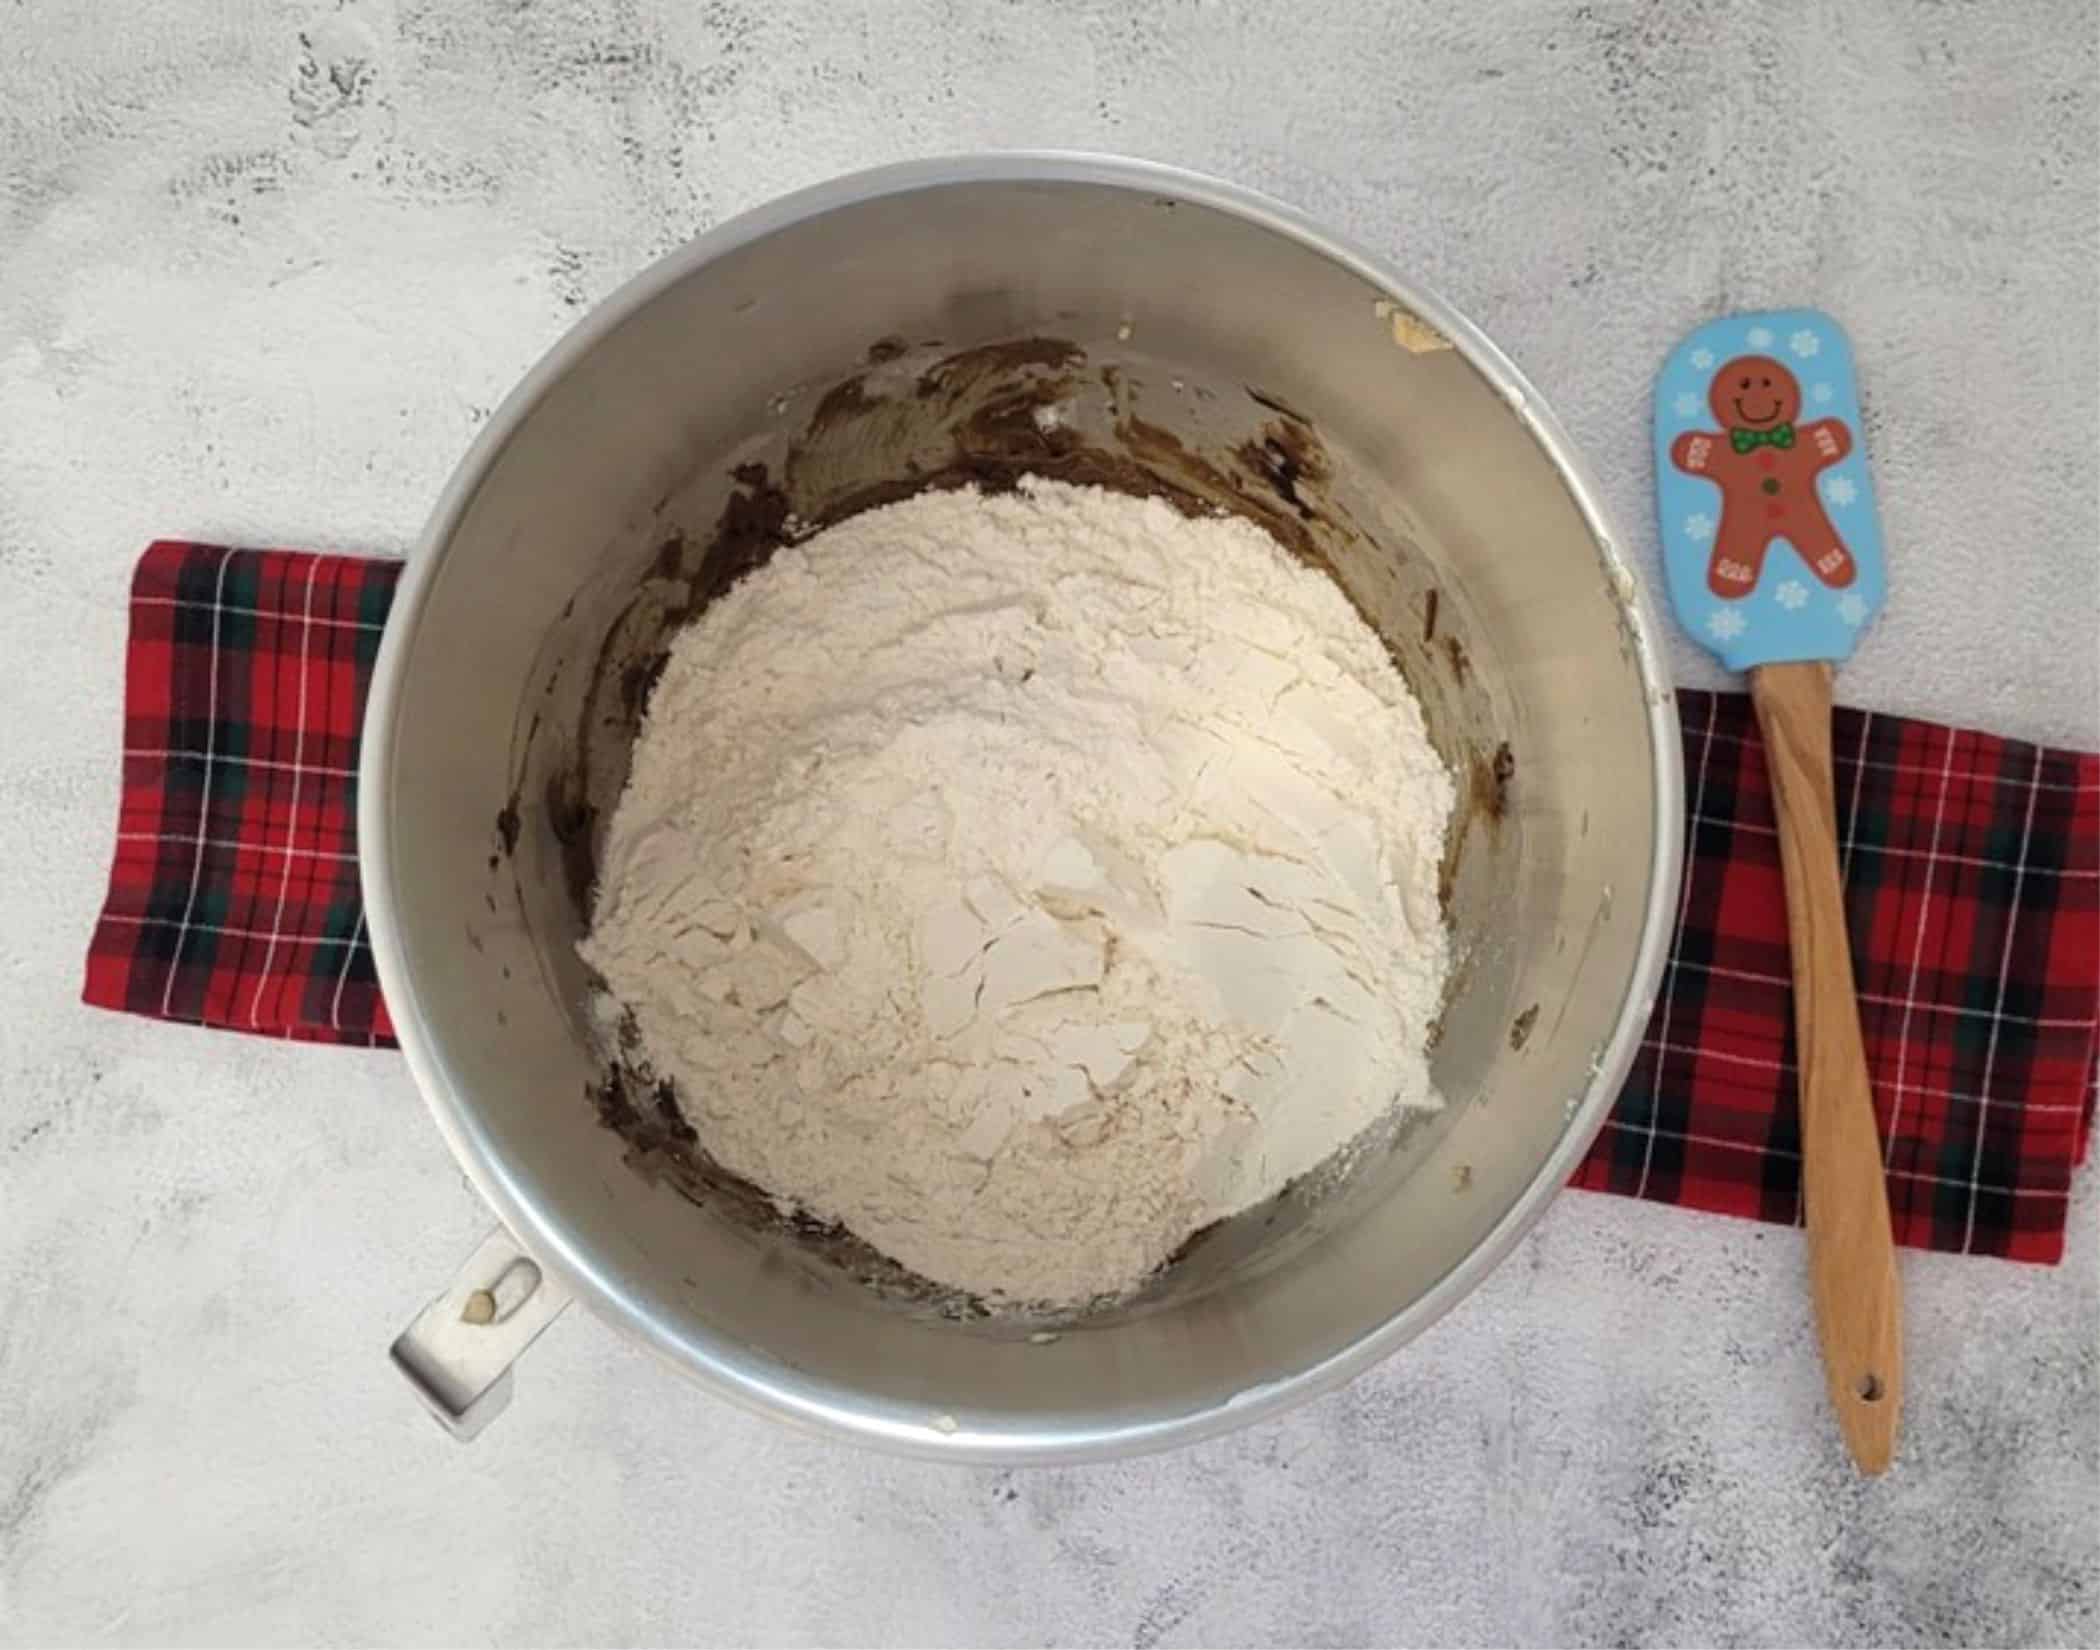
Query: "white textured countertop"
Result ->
[[3, 4, 2095, 1645]]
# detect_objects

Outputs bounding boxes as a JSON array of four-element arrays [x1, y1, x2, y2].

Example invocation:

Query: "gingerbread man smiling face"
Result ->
[[1672, 353, 1856, 598], [1713, 355, 1801, 429]]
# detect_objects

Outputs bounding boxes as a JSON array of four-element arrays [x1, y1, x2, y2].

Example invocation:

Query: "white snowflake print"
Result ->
[[1746, 326, 1775, 349], [1810, 381, 1834, 404], [1684, 512, 1715, 540], [1673, 391, 1700, 419], [1689, 347, 1715, 370], [1788, 329, 1821, 358], [1824, 474, 1859, 507], [1837, 593, 1870, 627], [1706, 608, 1748, 642], [1774, 580, 1810, 610]]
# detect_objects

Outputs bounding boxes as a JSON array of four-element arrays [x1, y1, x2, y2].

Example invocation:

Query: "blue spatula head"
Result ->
[[1653, 308, 1886, 674]]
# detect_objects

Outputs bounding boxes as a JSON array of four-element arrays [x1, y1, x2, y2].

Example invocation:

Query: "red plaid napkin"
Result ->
[[1572, 692, 2096, 1263], [84, 542, 2100, 1262], [85, 543, 397, 1046]]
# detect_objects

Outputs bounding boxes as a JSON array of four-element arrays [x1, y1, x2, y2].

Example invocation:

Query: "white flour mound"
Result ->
[[581, 477, 1455, 1308]]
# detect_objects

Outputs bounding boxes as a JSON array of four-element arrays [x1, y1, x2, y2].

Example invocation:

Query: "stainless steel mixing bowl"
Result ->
[[363, 154, 1683, 1460]]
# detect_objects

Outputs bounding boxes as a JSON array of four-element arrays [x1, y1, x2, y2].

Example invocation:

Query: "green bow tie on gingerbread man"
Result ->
[[1730, 422, 1796, 454]]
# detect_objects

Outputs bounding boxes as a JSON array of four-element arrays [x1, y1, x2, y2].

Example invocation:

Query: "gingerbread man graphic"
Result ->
[[1671, 355, 1855, 598]]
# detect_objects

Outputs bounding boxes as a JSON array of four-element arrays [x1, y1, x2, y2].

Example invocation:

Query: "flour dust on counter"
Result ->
[[581, 477, 1455, 1308]]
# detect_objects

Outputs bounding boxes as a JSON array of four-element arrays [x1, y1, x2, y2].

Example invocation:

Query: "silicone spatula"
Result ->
[[1654, 309, 1902, 1474]]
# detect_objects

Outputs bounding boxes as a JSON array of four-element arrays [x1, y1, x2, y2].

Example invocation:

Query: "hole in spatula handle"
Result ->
[[1856, 1373, 1885, 1403]]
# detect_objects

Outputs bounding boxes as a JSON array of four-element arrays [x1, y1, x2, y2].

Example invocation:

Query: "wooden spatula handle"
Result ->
[[1750, 660, 1904, 1473]]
